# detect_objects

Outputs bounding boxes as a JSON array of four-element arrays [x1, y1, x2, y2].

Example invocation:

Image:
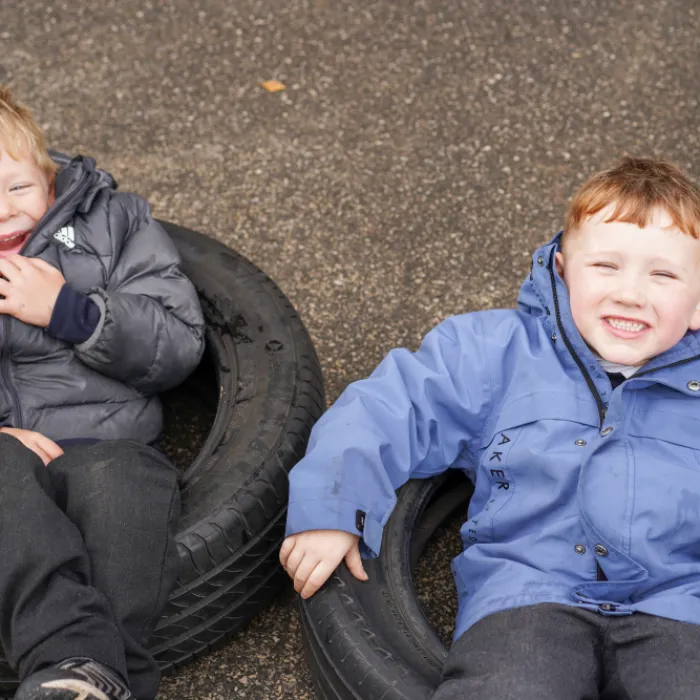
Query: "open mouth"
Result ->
[[0, 230, 30, 252]]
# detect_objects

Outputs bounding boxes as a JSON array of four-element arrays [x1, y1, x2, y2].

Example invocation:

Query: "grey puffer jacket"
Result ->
[[3, 152, 205, 443]]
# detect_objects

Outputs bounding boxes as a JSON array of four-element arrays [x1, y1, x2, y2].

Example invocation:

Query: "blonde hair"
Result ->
[[0, 85, 58, 177], [564, 158, 700, 242]]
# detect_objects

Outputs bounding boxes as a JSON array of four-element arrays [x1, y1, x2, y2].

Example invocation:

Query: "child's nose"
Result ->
[[612, 282, 645, 307]]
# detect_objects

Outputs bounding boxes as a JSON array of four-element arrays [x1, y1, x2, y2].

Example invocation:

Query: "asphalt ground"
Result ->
[[2, 0, 700, 697]]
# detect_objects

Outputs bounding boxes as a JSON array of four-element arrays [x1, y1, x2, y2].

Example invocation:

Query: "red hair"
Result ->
[[564, 158, 700, 241]]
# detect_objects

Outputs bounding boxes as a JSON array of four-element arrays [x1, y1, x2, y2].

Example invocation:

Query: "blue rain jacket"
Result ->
[[286, 232, 700, 640]]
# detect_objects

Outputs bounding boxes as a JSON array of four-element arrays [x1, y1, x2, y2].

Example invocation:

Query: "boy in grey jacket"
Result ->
[[0, 86, 205, 700]]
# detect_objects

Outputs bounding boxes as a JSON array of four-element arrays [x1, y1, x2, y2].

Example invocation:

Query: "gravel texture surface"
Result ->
[[2, 0, 700, 697]]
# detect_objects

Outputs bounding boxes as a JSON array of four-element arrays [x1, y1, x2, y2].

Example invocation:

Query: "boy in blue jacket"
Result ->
[[0, 87, 204, 700], [282, 157, 700, 699]]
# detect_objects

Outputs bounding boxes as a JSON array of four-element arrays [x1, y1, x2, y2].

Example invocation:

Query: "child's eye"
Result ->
[[653, 271, 677, 279], [593, 262, 616, 270], [10, 184, 30, 192]]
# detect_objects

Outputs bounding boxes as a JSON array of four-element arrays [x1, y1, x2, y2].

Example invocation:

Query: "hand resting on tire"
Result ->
[[280, 529, 368, 598]]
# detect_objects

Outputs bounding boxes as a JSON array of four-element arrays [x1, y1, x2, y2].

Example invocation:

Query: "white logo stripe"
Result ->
[[53, 225, 76, 249]]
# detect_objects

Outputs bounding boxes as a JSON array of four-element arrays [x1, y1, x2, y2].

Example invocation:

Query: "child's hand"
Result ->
[[0, 427, 64, 465], [280, 529, 368, 599], [0, 255, 65, 328]]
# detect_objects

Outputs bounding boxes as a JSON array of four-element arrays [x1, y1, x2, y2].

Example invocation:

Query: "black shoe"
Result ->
[[15, 657, 132, 700]]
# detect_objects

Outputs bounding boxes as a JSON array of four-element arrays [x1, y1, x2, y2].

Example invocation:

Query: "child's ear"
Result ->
[[555, 251, 565, 279]]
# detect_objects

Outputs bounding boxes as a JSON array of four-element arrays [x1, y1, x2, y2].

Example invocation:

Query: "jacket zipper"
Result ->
[[0, 316, 22, 428], [547, 259, 607, 425], [547, 257, 612, 582]]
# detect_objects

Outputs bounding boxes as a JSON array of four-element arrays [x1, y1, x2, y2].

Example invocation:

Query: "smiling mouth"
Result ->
[[0, 231, 30, 250], [605, 317, 649, 332]]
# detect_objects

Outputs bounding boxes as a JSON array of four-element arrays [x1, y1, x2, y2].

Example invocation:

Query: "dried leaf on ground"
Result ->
[[260, 79, 286, 93]]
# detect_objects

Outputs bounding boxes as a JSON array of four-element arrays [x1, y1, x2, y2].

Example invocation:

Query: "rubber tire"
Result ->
[[299, 472, 473, 700], [0, 222, 325, 696]]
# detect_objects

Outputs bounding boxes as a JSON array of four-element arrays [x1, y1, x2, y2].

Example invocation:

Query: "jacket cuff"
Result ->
[[47, 284, 103, 345], [74, 291, 107, 352], [285, 498, 384, 558]]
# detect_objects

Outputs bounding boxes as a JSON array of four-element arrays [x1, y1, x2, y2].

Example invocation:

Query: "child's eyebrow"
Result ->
[[581, 250, 623, 259], [0, 169, 32, 183], [0, 165, 23, 176], [647, 256, 688, 272]]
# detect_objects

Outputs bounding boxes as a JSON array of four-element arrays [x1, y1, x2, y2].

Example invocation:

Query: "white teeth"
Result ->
[[0, 232, 25, 244], [0, 231, 27, 245], [607, 317, 646, 332]]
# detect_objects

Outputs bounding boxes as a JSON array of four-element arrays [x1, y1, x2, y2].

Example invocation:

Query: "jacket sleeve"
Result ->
[[73, 197, 205, 393], [285, 313, 491, 556]]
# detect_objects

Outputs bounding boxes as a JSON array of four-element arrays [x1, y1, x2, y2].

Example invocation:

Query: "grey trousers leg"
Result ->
[[601, 612, 700, 700], [433, 602, 700, 700], [432, 603, 602, 700], [0, 435, 180, 700]]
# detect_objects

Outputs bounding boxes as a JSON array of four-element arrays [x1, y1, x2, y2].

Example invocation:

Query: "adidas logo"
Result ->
[[53, 225, 76, 249]]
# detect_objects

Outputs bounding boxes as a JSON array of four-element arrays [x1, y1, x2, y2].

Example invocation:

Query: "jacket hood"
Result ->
[[51, 150, 117, 212], [516, 231, 562, 319]]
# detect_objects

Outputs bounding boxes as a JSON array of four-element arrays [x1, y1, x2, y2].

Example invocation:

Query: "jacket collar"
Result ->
[[21, 151, 116, 258]]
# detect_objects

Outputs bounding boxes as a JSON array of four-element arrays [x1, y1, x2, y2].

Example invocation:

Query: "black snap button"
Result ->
[[537, 256, 544, 266], [551, 333, 557, 342], [594, 544, 608, 557], [688, 380, 700, 392], [599, 603, 614, 612], [600, 426, 613, 436], [574, 544, 586, 555]]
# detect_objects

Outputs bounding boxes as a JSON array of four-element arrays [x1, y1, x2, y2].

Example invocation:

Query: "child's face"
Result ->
[[0, 148, 54, 258], [555, 206, 700, 367]]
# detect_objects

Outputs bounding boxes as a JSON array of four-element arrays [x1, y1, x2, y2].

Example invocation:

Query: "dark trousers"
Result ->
[[0, 434, 180, 700], [434, 602, 700, 700]]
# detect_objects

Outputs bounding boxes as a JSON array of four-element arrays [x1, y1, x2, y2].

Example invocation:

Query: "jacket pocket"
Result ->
[[467, 390, 599, 544], [628, 407, 700, 467], [626, 406, 700, 565]]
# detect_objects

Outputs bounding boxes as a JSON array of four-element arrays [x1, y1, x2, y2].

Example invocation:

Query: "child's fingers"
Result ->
[[23, 257, 53, 271], [36, 434, 64, 462], [344, 544, 368, 581], [5, 255, 27, 269], [27, 441, 52, 466], [0, 257, 21, 280], [279, 536, 296, 568], [283, 544, 306, 578], [293, 555, 321, 594], [300, 561, 335, 599]]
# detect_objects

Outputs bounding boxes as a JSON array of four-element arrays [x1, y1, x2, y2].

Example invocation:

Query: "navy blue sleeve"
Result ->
[[47, 284, 102, 344]]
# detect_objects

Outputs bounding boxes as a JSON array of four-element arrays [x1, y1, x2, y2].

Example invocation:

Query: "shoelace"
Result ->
[[55, 658, 132, 700]]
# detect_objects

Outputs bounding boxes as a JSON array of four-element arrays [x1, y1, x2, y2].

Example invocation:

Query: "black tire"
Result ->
[[299, 472, 473, 700], [0, 222, 325, 696]]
